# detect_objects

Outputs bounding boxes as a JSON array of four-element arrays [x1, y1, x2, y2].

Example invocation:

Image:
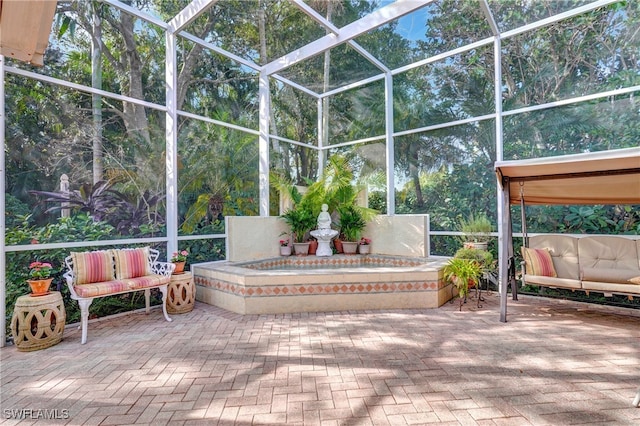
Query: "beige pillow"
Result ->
[[628, 276, 640, 285]]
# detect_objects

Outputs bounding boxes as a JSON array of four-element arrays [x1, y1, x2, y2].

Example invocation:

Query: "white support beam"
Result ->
[[258, 71, 270, 216], [494, 36, 505, 310], [321, 73, 386, 99], [271, 74, 320, 98], [0, 55, 6, 347], [168, 0, 218, 33], [165, 33, 178, 258], [178, 31, 262, 72], [101, 0, 168, 29], [265, 0, 431, 75], [291, 0, 390, 73], [479, 0, 499, 36], [384, 72, 395, 216]]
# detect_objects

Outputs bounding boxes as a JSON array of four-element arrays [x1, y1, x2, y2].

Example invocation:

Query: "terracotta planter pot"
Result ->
[[27, 278, 53, 296], [333, 239, 343, 253], [308, 240, 318, 255], [172, 261, 186, 274]]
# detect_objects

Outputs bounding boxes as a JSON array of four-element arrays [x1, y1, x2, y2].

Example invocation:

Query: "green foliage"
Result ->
[[458, 213, 493, 243], [453, 247, 494, 270], [443, 257, 483, 311], [30, 180, 165, 237], [280, 207, 316, 243], [337, 206, 366, 242], [5, 194, 31, 229]]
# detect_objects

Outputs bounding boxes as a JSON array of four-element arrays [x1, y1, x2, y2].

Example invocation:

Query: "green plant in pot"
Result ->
[[458, 213, 493, 250], [280, 206, 316, 255], [337, 205, 366, 254], [443, 257, 483, 311], [453, 247, 494, 270]]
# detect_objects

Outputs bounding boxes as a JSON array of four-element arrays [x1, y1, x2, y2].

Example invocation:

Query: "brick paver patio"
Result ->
[[1, 292, 639, 425]]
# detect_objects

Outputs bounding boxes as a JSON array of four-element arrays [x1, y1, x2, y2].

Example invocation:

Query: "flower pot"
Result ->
[[342, 241, 358, 255], [172, 261, 186, 274], [464, 241, 488, 251], [308, 240, 318, 255], [293, 242, 310, 256], [27, 278, 53, 296], [333, 239, 343, 253], [358, 244, 370, 255], [280, 246, 292, 256]]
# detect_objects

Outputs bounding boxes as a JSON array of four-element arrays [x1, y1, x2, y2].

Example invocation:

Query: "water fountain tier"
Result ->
[[312, 204, 338, 256], [310, 228, 338, 257]]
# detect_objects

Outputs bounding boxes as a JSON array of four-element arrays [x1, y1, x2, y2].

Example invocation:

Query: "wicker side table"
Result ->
[[167, 271, 195, 314], [11, 291, 66, 351]]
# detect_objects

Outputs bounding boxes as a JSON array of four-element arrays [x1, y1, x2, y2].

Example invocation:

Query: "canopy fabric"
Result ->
[[495, 147, 640, 205], [0, 0, 57, 66]]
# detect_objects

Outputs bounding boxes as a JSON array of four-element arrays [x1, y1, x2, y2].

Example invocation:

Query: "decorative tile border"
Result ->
[[195, 276, 443, 298], [238, 255, 427, 270]]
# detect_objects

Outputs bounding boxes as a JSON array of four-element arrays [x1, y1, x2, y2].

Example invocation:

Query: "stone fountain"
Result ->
[[310, 204, 338, 257]]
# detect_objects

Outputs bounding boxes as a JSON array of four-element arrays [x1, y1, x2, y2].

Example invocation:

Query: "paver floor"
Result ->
[[1, 292, 639, 425]]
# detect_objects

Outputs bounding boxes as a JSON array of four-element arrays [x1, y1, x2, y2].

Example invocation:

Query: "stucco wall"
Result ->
[[226, 214, 430, 261]]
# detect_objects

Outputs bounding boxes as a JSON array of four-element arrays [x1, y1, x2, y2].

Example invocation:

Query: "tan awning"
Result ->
[[0, 0, 57, 66], [495, 147, 640, 205]]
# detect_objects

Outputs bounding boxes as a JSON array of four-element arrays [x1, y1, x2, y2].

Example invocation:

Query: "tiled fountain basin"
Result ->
[[193, 255, 451, 315]]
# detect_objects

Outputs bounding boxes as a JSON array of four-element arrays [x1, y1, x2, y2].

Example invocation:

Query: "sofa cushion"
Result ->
[[71, 250, 115, 285], [528, 235, 579, 279], [629, 276, 640, 285], [73, 274, 169, 298], [114, 247, 151, 279], [578, 236, 639, 270], [582, 267, 640, 284], [522, 247, 557, 277]]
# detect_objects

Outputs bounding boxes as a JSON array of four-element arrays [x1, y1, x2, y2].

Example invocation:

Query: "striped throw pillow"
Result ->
[[71, 250, 115, 285], [522, 247, 557, 277], [114, 247, 151, 279]]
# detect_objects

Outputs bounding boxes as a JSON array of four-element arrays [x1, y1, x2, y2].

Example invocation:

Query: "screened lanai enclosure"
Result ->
[[1, 0, 639, 344]]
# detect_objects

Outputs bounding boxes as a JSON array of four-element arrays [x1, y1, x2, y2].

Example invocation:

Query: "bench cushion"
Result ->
[[71, 250, 115, 285], [114, 247, 151, 279], [73, 274, 169, 298], [528, 235, 579, 279], [581, 267, 640, 284], [578, 236, 638, 270]]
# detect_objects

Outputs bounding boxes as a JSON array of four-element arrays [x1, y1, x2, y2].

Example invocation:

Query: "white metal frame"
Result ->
[[1, 0, 636, 344]]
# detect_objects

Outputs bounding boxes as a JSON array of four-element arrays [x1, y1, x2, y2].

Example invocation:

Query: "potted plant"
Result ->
[[27, 261, 54, 296], [443, 257, 483, 311], [459, 213, 493, 250], [453, 247, 494, 270], [279, 239, 291, 256], [358, 237, 371, 255], [280, 207, 316, 256], [337, 206, 366, 254], [170, 250, 189, 274]]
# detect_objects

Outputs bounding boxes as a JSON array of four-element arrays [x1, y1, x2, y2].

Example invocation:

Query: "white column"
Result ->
[[385, 72, 395, 215], [0, 55, 6, 347], [258, 70, 270, 216], [165, 33, 178, 258], [317, 97, 325, 175], [494, 35, 505, 294]]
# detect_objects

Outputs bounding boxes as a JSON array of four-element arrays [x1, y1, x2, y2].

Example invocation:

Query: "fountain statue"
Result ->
[[310, 204, 338, 257]]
